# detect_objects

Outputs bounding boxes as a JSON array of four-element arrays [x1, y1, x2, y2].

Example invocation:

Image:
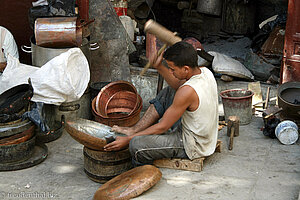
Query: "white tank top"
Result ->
[[181, 67, 218, 159]]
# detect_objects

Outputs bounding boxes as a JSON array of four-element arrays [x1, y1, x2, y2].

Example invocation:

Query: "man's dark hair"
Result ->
[[163, 41, 198, 68]]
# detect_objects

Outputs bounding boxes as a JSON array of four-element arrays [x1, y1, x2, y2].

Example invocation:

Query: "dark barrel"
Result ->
[[83, 147, 132, 183], [0, 135, 35, 164]]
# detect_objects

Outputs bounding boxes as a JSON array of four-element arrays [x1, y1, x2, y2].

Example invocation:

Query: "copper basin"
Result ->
[[95, 81, 138, 118], [106, 91, 139, 116], [92, 96, 142, 127]]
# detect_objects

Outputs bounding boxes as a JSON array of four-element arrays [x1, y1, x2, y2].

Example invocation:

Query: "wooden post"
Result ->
[[227, 116, 240, 137], [264, 87, 270, 109], [228, 127, 234, 150], [227, 116, 239, 150]]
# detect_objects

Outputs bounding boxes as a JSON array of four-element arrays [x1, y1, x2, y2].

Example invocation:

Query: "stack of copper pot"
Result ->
[[91, 81, 142, 127], [0, 84, 36, 164]]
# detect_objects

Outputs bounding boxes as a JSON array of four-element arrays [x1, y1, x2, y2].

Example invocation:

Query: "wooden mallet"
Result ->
[[140, 20, 182, 76]]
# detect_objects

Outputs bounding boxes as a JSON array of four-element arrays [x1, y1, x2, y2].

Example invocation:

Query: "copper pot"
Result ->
[[35, 17, 82, 48], [0, 135, 36, 163]]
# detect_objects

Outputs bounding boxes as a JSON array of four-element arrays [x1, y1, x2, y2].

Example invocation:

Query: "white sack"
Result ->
[[209, 51, 254, 80], [198, 56, 211, 67], [0, 55, 38, 94], [30, 48, 90, 105], [0, 48, 90, 105]]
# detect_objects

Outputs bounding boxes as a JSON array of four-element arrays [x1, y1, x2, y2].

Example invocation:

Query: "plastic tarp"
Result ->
[[0, 48, 89, 105]]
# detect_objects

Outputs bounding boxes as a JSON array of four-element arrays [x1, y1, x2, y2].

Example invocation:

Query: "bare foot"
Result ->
[[111, 125, 136, 136]]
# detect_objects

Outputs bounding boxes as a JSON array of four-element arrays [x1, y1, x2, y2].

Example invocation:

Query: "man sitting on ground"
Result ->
[[104, 41, 218, 166]]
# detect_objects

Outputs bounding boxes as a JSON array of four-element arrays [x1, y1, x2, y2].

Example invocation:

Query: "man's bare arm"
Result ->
[[150, 52, 185, 90], [129, 85, 194, 138]]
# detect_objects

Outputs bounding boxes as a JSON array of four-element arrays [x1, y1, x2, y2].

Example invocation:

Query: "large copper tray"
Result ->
[[65, 118, 124, 150]]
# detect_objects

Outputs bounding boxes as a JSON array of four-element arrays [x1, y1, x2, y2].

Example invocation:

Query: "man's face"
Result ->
[[165, 60, 186, 80]]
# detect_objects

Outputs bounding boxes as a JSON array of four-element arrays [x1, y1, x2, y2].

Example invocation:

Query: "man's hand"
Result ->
[[111, 125, 135, 136], [103, 136, 130, 151]]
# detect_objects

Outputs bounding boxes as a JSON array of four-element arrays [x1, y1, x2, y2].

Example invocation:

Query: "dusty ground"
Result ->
[[1, 36, 299, 200], [0, 79, 299, 200]]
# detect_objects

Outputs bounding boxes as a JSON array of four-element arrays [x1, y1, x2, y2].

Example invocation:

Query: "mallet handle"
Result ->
[[140, 44, 167, 76]]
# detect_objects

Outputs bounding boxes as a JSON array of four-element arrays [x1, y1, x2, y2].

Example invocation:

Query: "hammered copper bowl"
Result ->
[[95, 81, 138, 118], [92, 96, 142, 127], [105, 90, 139, 117]]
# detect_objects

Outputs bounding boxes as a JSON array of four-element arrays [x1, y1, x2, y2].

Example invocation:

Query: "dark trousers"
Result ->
[[129, 86, 188, 166]]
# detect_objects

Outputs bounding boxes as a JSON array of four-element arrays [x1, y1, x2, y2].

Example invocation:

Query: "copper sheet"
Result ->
[[77, 0, 89, 21], [105, 91, 138, 115], [93, 165, 162, 200]]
